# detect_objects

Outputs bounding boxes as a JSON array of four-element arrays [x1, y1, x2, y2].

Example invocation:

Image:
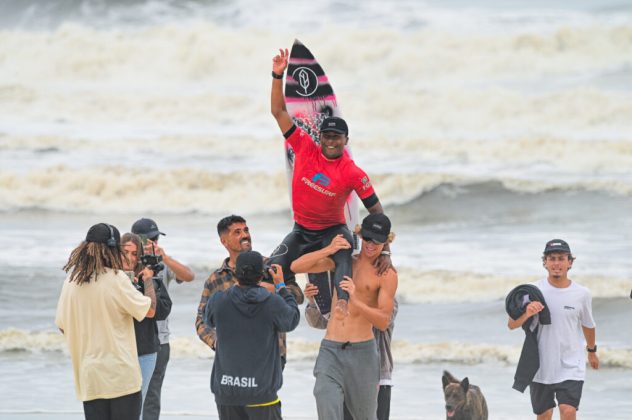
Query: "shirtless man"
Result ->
[[291, 213, 397, 420]]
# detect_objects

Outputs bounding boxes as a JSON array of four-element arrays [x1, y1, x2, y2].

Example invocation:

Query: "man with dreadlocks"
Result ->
[[56, 223, 157, 420]]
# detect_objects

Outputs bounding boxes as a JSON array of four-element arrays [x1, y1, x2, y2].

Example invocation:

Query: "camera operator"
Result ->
[[195, 215, 303, 370], [55, 223, 153, 420], [204, 251, 300, 420], [131, 218, 195, 420], [121, 233, 173, 420]]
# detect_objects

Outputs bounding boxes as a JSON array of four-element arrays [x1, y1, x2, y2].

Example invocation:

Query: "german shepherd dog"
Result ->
[[442, 370, 488, 420]]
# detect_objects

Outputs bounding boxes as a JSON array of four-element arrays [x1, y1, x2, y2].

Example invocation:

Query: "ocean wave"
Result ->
[[177, 265, 632, 303], [4, 329, 630, 368], [2, 0, 630, 32], [0, 23, 630, 141], [0, 166, 289, 215], [3, 164, 632, 215], [395, 268, 632, 303], [1, 23, 630, 84], [5, 132, 632, 175], [0, 328, 67, 353]]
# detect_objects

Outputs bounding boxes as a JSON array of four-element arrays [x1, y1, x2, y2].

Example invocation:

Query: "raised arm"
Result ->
[[163, 255, 195, 282], [271, 48, 294, 134], [269, 264, 300, 332], [290, 234, 350, 274], [146, 239, 195, 282]]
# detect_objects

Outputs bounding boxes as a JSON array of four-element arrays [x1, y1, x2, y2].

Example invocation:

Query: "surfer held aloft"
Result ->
[[269, 47, 391, 316]]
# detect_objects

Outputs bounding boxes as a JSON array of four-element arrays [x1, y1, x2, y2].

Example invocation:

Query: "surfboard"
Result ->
[[283, 39, 360, 315]]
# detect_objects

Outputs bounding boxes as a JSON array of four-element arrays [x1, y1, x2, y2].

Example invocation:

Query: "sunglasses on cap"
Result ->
[[361, 235, 384, 245]]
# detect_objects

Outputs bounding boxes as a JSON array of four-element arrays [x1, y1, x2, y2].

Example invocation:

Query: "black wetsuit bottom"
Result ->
[[268, 223, 353, 301]]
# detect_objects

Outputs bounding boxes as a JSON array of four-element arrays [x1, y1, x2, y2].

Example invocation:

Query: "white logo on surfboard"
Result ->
[[292, 67, 319, 97]]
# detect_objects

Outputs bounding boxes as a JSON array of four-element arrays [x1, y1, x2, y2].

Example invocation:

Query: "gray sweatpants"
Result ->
[[313, 339, 379, 420]]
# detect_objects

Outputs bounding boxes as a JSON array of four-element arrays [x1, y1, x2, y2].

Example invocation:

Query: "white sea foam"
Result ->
[[1, 22, 630, 213], [0, 166, 288, 214], [5, 131, 632, 174], [1, 23, 631, 84], [0, 23, 630, 141], [4, 329, 630, 368], [0, 328, 67, 354], [395, 268, 632, 303], [3, 164, 632, 214]]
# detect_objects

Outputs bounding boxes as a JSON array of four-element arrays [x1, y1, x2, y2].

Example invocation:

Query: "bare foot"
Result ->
[[335, 299, 349, 318]]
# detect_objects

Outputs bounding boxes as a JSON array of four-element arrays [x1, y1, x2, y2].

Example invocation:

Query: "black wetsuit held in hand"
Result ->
[[505, 284, 551, 392]]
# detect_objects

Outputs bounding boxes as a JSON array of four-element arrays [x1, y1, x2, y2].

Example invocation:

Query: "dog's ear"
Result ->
[[460, 377, 470, 393], [442, 370, 458, 390], [442, 374, 449, 390]]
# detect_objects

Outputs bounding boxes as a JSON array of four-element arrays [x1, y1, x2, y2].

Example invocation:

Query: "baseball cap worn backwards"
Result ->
[[320, 116, 348, 136], [131, 218, 165, 239], [236, 251, 264, 283], [544, 239, 571, 254], [361, 213, 391, 244], [85, 223, 121, 247]]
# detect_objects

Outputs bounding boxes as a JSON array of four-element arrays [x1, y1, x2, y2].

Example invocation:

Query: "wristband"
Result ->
[[380, 251, 391, 256], [275, 282, 286, 291], [586, 345, 597, 353], [271, 71, 284, 80]]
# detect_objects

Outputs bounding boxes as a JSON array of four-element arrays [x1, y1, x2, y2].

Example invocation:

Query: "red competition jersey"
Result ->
[[287, 126, 375, 230]]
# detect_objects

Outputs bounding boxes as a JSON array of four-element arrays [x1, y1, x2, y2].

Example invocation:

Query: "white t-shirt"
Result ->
[[532, 278, 595, 384], [156, 267, 176, 344], [55, 268, 151, 401]]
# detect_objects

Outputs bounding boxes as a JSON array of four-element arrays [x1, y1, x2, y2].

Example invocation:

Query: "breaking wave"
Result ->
[[394, 268, 632, 303], [2, 164, 632, 215], [3, 329, 630, 368]]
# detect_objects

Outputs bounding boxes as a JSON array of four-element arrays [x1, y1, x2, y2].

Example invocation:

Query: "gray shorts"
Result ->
[[313, 339, 379, 420]]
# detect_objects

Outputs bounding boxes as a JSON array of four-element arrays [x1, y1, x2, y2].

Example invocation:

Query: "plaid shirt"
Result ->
[[195, 257, 304, 358]]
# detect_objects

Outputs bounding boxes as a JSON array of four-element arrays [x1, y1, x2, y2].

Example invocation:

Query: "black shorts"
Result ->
[[530, 380, 584, 415]]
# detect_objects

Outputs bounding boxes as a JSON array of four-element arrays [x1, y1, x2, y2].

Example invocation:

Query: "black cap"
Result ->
[[361, 213, 391, 244], [544, 239, 571, 254], [320, 116, 348, 136], [131, 218, 165, 239], [236, 251, 264, 284], [85, 223, 120, 247]]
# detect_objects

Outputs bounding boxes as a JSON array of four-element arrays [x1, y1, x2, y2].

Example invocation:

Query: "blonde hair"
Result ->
[[354, 225, 395, 243]]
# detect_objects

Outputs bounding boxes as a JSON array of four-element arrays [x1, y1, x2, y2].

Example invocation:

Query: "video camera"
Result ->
[[138, 234, 165, 277], [140, 253, 164, 276], [261, 262, 278, 283]]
